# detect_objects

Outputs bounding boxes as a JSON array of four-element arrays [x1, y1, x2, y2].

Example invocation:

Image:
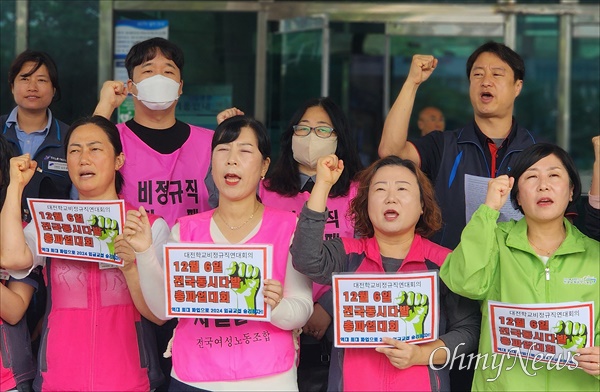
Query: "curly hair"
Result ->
[[349, 156, 442, 238]]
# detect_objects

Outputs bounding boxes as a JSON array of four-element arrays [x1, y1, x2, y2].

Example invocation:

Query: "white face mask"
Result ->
[[131, 75, 181, 111], [292, 132, 338, 170]]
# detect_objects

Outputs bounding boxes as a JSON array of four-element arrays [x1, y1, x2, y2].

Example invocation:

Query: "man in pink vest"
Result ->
[[94, 37, 213, 228], [93, 37, 214, 391]]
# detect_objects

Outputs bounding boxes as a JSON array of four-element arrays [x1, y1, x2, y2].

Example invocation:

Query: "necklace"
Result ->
[[528, 237, 563, 256], [217, 204, 260, 230]]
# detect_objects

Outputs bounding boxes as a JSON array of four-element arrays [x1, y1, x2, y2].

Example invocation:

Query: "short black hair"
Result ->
[[265, 97, 363, 198], [466, 41, 525, 82], [9, 50, 61, 101], [125, 37, 184, 79], [65, 116, 125, 195], [212, 115, 271, 161], [509, 143, 581, 214]]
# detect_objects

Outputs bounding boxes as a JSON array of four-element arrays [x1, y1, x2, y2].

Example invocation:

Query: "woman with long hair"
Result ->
[[219, 99, 363, 390]]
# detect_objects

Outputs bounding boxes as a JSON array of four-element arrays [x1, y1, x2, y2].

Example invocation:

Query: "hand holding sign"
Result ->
[[396, 291, 429, 336], [263, 278, 284, 310], [89, 214, 119, 254], [376, 337, 424, 370], [122, 207, 153, 253], [114, 234, 136, 271], [227, 261, 261, 310], [576, 346, 600, 376]]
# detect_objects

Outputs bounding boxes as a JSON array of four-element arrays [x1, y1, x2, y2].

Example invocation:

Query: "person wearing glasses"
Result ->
[[217, 98, 363, 391]]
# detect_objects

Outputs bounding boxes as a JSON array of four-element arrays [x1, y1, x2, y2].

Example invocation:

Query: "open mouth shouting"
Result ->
[[384, 209, 399, 221], [480, 90, 494, 103], [224, 172, 241, 186]]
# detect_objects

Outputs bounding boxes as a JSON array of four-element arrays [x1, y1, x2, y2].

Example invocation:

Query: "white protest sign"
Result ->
[[488, 301, 595, 366], [332, 272, 439, 348], [28, 199, 125, 265], [164, 244, 273, 320]]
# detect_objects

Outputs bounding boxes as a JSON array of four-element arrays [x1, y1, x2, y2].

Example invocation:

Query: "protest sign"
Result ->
[[28, 199, 125, 265], [164, 244, 273, 320], [332, 272, 439, 348], [488, 301, 594, 366]]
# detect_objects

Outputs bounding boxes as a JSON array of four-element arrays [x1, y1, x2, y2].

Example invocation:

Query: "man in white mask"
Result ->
[[93, 37, 214, 391], [94, 37, 213, 226]]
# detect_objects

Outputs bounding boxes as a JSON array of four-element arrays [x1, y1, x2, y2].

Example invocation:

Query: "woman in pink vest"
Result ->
[[0, 116, 169, 391], [219, 98, 363, 391], [126, 115, 313, 391], [291, 155, 481, 391]]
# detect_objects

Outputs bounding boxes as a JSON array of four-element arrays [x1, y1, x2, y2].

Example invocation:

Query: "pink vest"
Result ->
[[0, 327, 13, 390], [341, 235, 450, 391], [259, 181, 358, 300], [117, 122, 213, 227], [173, 207, 297, 382], [35, 204, 160, 391]]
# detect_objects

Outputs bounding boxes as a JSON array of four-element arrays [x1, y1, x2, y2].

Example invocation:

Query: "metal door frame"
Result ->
[[12, 1, 596, 147]]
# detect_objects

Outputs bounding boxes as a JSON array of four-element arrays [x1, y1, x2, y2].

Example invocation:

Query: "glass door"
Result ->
[[267, 15, 329, 156], [386, 20, 503, 141]]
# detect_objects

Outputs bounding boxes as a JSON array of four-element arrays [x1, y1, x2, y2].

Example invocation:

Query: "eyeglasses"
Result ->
[[292, 125, 335, 139]]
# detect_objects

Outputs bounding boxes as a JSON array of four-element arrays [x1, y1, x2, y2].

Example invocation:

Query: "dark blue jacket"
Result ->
[[1, 114, 72, 222], [426, 121, 537, 249]]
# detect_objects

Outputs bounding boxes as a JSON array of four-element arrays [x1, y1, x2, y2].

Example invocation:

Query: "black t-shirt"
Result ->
[[381, 256, 403, 273], [126, 119, 191, 154]]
